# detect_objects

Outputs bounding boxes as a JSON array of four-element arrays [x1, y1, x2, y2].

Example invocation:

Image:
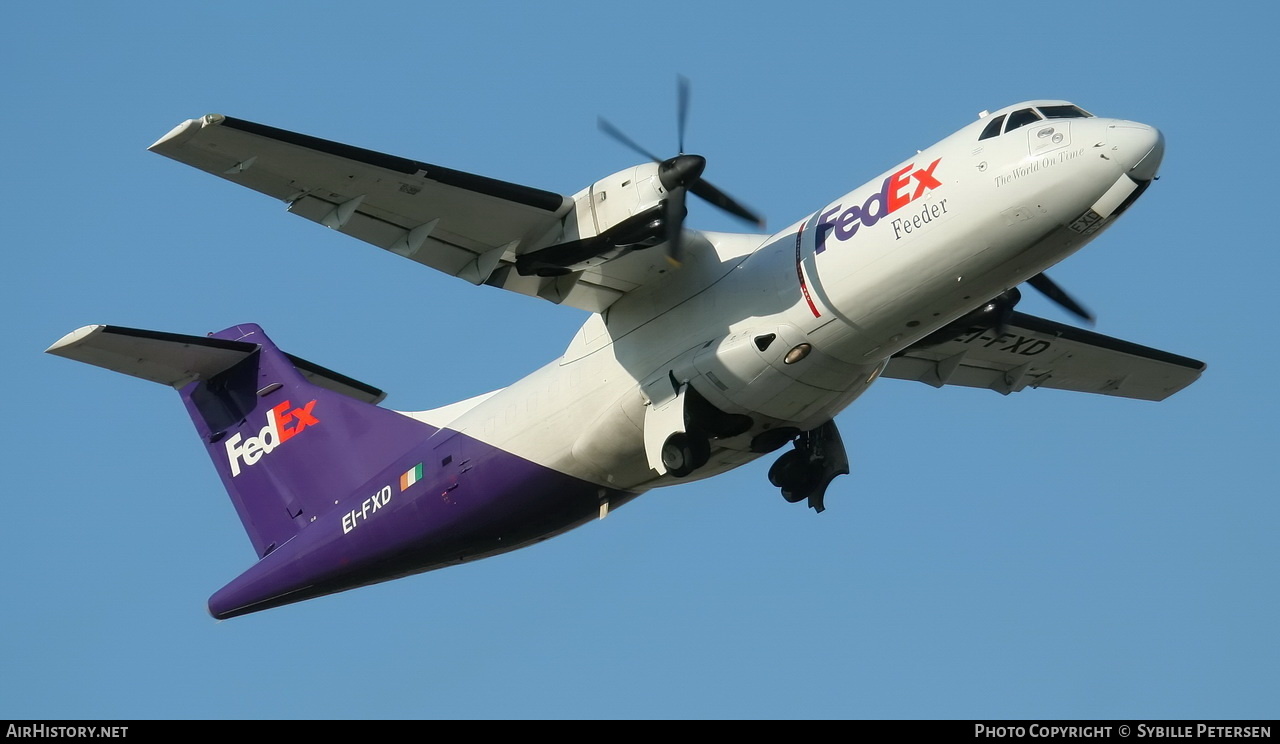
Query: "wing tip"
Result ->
[[45, 324, 106, 356], [148, 114, 225, 153]]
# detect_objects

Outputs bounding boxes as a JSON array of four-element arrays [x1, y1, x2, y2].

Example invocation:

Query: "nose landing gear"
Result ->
[[767, 420, 849, 513]]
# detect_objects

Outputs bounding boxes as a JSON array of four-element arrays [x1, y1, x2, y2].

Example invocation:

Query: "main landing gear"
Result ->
[[765, 420, 849, 513], [658, 385, 752, 478], [660, 430, 710, 478]]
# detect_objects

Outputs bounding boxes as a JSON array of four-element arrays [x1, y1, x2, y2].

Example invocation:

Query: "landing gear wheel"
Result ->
[[769, 449, 819, 502], [661, 432, 710, 478], [765, 421, 849, 512], [768, 449, 805, 488]]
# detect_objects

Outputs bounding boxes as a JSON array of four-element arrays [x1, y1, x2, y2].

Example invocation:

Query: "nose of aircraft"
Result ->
[[1110, 122, 1164, 182]]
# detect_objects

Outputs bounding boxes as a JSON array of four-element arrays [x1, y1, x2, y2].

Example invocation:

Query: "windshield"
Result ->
[[1037, 104, 1092, 119], [1004, 108, 1043, 133], [979, 104, 1093, 141]]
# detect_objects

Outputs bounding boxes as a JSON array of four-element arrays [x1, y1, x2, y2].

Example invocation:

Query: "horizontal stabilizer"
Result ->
[[46, 325, 386, 404]]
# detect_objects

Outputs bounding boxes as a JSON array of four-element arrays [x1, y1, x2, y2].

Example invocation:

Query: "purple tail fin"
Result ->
[[178, 324, 433, 557]]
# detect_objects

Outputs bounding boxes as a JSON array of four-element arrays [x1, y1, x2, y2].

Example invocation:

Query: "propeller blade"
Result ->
[[598, 117, 663, 164], [665, 191, 685, 266], [689, 179, 765, 227], [1026, 273, 1095, 324], [991, 287, 1022, 338], [676, 75, 690, 155]]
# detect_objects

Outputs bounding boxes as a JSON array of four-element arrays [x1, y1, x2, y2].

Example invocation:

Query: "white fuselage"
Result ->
[[407, 101, 1164, 494]]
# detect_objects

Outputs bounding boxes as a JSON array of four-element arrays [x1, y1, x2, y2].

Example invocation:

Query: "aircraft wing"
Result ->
[[149, 115, 632, 313], [882, 311, 1205, 401]]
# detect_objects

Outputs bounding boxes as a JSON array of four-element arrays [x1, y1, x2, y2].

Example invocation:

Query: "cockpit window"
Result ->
[[978, 114, 1007, 141], [978, 105, 1088, 141], [1037, 104, 1092, 119], [1004, 108, 1042, 133]]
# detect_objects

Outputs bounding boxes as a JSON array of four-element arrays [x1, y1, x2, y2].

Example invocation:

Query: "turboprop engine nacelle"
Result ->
[[567, 161, 667, 244], [513, 162, 671, 277]]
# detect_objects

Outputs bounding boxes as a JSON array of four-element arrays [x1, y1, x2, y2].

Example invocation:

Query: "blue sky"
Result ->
[[3, 1, 1276, 720]]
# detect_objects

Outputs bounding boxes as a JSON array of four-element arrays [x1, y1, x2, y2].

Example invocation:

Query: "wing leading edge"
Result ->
[[149, 114, 640, 312], [883, 312, 1205, 401]]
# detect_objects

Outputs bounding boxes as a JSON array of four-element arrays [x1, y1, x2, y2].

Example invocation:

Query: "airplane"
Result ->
[[47, 86, 1204, 619]]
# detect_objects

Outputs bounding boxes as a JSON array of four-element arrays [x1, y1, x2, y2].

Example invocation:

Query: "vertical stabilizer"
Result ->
[[178, 324, 434, 557]]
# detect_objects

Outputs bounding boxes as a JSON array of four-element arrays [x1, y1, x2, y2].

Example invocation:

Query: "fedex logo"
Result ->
[[225, 399, 319, 477], [815, 158, 942, 253]]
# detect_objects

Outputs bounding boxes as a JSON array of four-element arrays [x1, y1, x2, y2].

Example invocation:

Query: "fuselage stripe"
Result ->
[[795, 221, 822, 318]]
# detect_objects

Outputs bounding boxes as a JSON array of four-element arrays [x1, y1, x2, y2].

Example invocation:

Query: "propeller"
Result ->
[[599, 76, 764, 265], [909, 272, 1095, 350], [977, 271, 1095, 337], [987, 287, 1023, 337], [1025, 272, 1094, 325], [980, 273, 1097, 337], [993, 272, 1095, 336]]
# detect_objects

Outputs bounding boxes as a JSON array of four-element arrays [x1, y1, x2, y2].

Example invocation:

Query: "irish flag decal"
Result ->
[[399, 463, 424, 492]]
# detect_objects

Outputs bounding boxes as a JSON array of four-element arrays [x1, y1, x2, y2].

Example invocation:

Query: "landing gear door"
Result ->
[[642, 376, 687, 475]]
